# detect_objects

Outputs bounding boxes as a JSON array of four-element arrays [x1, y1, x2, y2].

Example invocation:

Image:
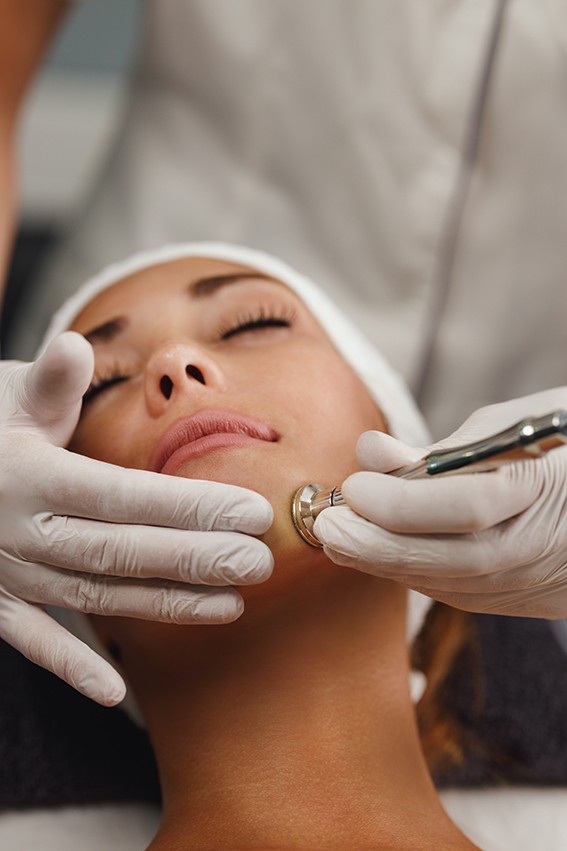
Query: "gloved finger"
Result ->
[[407, 582, 565, 619], [433, 387, 567, 451], [384, 553, 542, 595], [24, 517, 274, 585], [321, 546, 529, 610], [316, 506, 541, 579], [0, 591, 125, 706], [19, 333, 94, 435], [339, 461, 541, 534], [18, 563, 246, 623], [384, 566, 512, 595], [356, 430, 424, 473], [11, 436, 273, 534]]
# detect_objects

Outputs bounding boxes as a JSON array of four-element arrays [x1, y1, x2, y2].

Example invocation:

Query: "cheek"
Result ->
[[69, 402, 149, 468], [257, 344, 384, 480]]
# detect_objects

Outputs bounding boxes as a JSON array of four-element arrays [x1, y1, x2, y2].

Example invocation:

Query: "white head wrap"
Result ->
[[42, 242, 432, 710]]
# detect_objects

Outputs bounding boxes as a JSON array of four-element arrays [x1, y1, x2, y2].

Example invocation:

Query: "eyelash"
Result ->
[[82, 307, 296, 406], [218, 306, 296, 340], [83, 366, 130, 406]]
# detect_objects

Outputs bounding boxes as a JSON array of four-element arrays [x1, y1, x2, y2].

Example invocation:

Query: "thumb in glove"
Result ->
[[8, 332, 94, 445]]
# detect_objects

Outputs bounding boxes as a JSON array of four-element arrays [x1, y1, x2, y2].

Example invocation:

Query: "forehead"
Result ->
[[70, 256, 291, 333]]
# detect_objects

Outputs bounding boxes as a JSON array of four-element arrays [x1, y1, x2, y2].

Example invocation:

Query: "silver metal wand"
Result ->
[[292, 409, 567, 548]]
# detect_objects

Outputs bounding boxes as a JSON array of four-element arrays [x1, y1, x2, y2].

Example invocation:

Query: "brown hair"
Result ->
[[412, 603, 484, 775]]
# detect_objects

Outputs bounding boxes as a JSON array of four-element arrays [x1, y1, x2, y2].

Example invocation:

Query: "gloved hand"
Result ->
[[315, 389, 567, 619], [0, 333, 273, 705]]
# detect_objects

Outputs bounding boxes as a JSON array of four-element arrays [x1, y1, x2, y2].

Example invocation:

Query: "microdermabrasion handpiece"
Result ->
[[292, 409, 567, 548]]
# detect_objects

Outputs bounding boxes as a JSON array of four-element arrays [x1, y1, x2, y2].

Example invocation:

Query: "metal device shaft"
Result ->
[[292, 409, 567, 548]]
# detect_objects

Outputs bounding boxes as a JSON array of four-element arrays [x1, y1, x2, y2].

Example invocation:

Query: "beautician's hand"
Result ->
[[0, 333, 273, 705], [315, 389, 567, 619]]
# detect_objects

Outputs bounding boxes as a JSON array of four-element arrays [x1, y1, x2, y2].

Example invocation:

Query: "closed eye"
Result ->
[[219, 307, 295, 340], [83, 373, 130, 405]]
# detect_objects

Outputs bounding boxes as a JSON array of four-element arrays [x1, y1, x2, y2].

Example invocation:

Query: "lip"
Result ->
[[147, 408, 280, 474]]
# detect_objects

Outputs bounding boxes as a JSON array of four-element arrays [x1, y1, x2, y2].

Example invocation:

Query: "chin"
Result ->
[[172, 446, 327, 517], [172, 453, 335, 605]]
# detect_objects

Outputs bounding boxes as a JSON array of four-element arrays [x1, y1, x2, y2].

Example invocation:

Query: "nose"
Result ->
[[145, 341, 226, 416], [159, 364, 205, 400]]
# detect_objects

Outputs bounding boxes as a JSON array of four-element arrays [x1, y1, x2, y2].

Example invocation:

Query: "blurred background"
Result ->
[[3, 0, 140, 340]]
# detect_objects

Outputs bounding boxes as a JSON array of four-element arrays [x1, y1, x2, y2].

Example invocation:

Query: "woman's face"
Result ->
[[69, 256, 385, 584]]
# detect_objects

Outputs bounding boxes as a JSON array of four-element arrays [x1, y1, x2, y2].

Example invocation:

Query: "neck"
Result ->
[[116, 565, 475, 850]]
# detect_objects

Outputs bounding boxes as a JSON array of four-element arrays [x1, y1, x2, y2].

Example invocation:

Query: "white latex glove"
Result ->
[[0, 333, 273, 705], [315, 389, 567, 619]]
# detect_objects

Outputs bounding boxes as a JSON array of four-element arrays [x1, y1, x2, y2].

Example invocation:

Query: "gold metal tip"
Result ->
[[291, 484, 325, 548]]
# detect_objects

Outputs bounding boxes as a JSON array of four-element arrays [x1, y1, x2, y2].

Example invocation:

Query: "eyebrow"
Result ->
[[82, 270, 279, 344], [84, 317, 128, 345], [190, 270, 275, 297]]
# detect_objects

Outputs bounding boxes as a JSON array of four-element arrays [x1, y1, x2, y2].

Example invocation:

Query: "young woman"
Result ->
[[45, 243, 478, 850]]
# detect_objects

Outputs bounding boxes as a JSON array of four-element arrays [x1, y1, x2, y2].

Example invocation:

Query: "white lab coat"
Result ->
[[12, 0, 567, 438]]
